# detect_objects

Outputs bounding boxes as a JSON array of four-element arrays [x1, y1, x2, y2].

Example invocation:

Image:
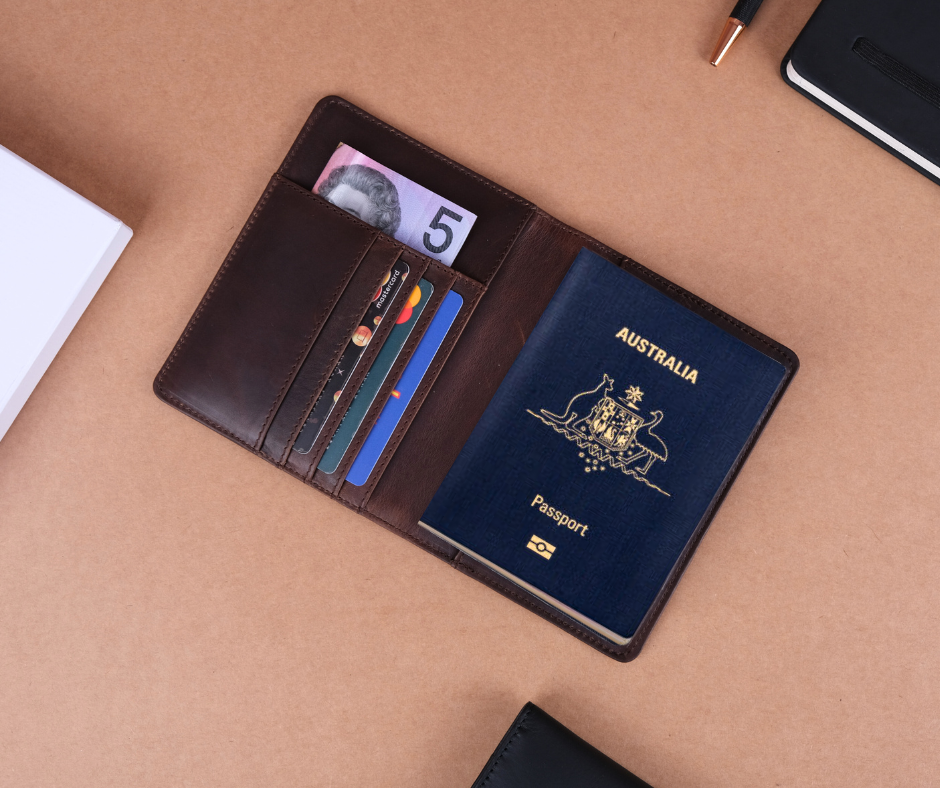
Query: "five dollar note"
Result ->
[[313, 143, 477, 267]]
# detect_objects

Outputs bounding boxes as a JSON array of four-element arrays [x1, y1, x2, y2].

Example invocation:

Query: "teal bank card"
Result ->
[[318, 278, 434, 474]]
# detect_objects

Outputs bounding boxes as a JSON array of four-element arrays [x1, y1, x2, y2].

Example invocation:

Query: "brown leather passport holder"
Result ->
[[154, 96, 797, 661]]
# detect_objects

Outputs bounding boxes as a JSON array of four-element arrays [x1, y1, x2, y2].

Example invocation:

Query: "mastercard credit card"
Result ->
[[293, 260, 409, 455]]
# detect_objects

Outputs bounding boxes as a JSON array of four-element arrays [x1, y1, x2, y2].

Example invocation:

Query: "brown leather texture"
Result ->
[[154, 96, 796, 661], [260, 236, 412, 467], [154, 174, 379, 451]]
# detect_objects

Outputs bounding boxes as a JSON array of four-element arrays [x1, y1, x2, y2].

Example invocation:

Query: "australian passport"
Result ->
[[420, 248, 796, 645]]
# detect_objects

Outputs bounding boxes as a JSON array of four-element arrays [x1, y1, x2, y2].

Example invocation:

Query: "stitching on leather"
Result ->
[[156, 175, 379, 450], [299, 250, 423, 483], [357, 280, 485, 507], [155, 178, 279, 418], [275, 242, 394, 466], [479, 206, 537, 284], [439, 262, 480, 292], [476, 707, 532, 787], [533, 208, 627, 263], [263, 232, 379, 452], [282, 97, 532, 206], [157, 392, 253, 448], [537, 209, 798, 369], [327, 265, 457, 490], [305, 476, 457, 560], [280, 100, 329, 173]]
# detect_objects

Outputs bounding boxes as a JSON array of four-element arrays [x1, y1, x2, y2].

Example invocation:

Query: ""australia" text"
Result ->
[[615, 327, 699, 384]]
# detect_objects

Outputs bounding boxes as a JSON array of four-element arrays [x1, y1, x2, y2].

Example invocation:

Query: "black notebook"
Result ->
[[470, 703, 653, 788], [782, 0, 940, 186]]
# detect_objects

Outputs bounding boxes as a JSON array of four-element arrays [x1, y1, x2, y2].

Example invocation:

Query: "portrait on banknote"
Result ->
[[317, 163, 402, 235]]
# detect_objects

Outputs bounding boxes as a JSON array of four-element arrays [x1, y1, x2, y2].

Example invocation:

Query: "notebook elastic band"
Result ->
[[853, 37, 940, 111]]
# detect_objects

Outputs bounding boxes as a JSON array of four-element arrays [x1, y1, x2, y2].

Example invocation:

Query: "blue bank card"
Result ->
[[345, 289, 464, 486]]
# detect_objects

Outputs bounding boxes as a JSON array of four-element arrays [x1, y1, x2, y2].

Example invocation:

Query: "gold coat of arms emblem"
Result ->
[[527, 374, 670, 496]]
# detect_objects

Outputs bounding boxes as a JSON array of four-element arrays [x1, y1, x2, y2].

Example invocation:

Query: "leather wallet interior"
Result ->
[[154, 96, 797, 661]]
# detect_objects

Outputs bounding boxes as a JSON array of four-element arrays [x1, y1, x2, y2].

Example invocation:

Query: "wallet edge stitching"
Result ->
[[154, 177, 280, 446], [474, 707, 532, 787], [261, 233, 378, 452], [275, 239, 394, 465]]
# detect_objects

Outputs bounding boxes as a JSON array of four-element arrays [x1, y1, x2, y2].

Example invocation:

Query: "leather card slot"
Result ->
[[291, 266, 418, 474], [278, 96, 536, 286], [154, 174, 379, 452], [312, 259, 458, 495], [272, 248, 431, 477], [261, 237, 417, 464], [337, 271, 484, 514]]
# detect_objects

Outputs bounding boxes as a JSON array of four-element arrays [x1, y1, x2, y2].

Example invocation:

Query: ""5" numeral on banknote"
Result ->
[[313, 144, 477, 267]]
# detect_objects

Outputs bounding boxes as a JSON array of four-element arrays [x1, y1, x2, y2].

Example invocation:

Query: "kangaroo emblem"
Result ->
[[539, 373, 614, 428], [527, 376, 670, 496]]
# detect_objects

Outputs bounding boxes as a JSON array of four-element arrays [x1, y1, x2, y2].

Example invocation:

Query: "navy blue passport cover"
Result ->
[[421, 249, 791, 642]]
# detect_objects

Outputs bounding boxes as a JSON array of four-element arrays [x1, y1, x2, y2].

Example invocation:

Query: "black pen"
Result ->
[[710, 0, 766, 66]]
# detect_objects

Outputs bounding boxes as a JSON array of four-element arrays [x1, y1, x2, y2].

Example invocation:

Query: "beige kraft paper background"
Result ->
[[1, 1, 938, 785]]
